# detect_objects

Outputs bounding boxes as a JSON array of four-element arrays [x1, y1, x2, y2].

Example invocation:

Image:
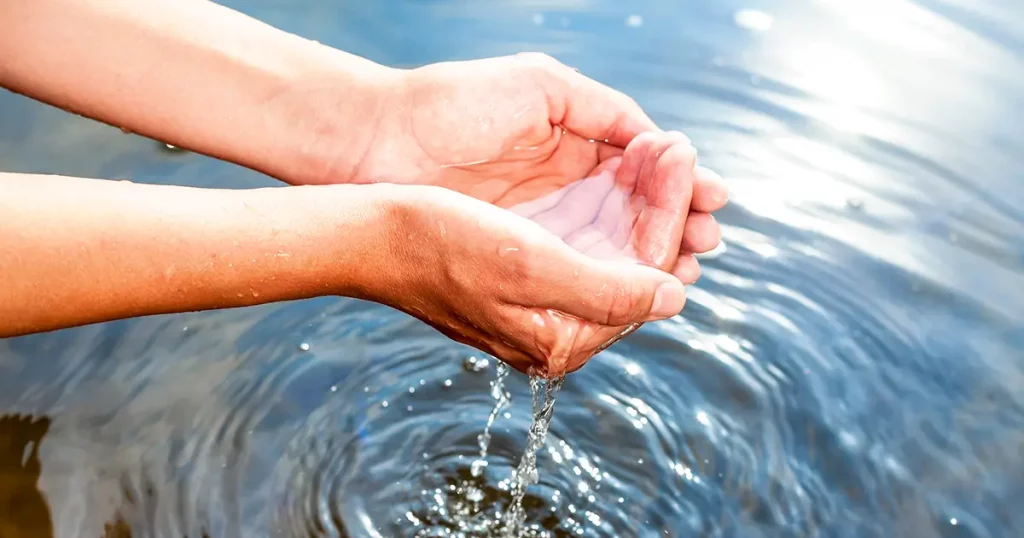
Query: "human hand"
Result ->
[[298, 53, 728, 272], [372, 184, 690, 376]]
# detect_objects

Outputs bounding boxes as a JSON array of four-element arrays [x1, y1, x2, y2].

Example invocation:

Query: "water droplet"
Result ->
[[251, 290, 260, 298], [498, 244, 521, 257], [532, 312, 547, 328], [408, 386, 416, 393], [531, 13, 544, 25], [444, 379, 453, 387], [471, 458, 488, 477], [845, 197, 865, 211], [463, 356, 491, 372], [625, 14, 643, 27], [950, 518, 958, 526], [298, 342, 310, 351], [381, 400, 389, 408], [182, 326, 188, 332]]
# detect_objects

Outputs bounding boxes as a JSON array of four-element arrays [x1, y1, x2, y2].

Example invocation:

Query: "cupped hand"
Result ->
[[375, 184, 690, 376], [306, 53, 728, 269]]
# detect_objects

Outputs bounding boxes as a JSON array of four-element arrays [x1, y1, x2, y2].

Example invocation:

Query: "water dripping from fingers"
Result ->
[[500, 374, 565, 537]]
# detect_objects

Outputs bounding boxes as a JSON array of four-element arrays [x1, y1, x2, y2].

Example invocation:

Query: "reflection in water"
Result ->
[[0, 415, 53, 538], [1, 0, 1023, 537]]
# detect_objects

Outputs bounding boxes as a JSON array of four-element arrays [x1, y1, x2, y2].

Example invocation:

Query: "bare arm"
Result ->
[[0, 174, 393, 337], [0, 0, 395, 184]]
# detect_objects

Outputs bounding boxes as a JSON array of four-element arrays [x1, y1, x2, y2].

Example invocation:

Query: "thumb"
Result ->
[[519, 53, 659, 147], [534, 250, 688, 327]]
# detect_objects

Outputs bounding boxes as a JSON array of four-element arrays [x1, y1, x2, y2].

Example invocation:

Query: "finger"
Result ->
[[630, 143, 696, 268], [635, 134, 694, 199], [692, 166, 729, 213], [563, 323, 642, 374], [523, 246, 688, 327], [681, 212, 722, 253], [615, 131, 689, 192], [671, 253, 702, 285], [522, 53, 660, 147]]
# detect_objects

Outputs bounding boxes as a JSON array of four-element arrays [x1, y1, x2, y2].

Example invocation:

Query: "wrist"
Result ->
[[257, 47, 405, 187]]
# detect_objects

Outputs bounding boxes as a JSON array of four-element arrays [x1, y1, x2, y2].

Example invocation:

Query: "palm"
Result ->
[[364, 58, 607, 208], [505, 152, 694, 373]]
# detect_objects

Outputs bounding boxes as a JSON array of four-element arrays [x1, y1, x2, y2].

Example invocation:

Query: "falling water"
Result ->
[[499, 374, 565, 537], [471, 361, 510, 479]]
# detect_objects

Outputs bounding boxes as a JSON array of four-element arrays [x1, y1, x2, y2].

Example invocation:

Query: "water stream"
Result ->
[[2, 0, 1023, 537]]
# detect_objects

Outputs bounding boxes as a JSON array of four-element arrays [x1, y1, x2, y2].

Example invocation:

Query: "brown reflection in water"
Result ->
[[0, 414, 53, 538], [0, 414, 174, 538]]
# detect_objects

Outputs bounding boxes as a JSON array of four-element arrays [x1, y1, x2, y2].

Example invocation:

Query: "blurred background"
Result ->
[[1, 0, 1022, 537]]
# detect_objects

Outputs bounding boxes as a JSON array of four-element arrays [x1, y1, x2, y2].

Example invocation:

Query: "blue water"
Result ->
[[1, 1, 1023, 537]]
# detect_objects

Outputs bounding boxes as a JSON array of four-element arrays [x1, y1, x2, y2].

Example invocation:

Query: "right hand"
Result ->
[[375, 184, 689, 376]]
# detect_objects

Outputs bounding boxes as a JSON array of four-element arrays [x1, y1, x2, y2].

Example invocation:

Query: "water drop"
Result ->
[[465, 486, 484, 503], [626, 14, 643, 27], [251, 290, 260, 298], [298, 342, 310, 351], [532, 312, 547, 328], [382, 400, 389, 408], [463, 356, 491, 372], [531, 13, 544, 25], [845, 197, 865, 211], [444, 379, 453, 387], [471, 458, 488, 477], [498, 244, 521, 257], [950, 518, 958, 526], [330, 385, 337, 392]]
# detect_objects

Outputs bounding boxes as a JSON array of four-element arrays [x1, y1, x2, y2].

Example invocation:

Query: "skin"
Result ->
[[0, 0, 728, 376]]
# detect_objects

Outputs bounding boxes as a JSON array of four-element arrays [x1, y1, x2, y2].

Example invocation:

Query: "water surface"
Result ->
[[1, 0, 1022, 537]]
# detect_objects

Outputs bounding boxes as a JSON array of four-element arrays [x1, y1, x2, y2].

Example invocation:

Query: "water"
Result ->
[[1, 0, 1023, 537]]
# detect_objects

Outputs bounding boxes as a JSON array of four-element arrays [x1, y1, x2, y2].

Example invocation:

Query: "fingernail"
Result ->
[[649, 281, 687, 320]]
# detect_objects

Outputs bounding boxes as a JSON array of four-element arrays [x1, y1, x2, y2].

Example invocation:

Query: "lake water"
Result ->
[[1, 0, 1023, 537]]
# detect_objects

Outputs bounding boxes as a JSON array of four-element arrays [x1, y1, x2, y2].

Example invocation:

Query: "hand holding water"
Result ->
[[373, 184, 689, 376], [302, 53, 729, 275], [0, 1, 729, 378]]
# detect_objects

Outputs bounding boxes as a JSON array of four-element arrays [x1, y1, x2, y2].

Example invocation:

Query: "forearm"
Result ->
[[0, 0, 396, 184], [0, 174, 390, 337]]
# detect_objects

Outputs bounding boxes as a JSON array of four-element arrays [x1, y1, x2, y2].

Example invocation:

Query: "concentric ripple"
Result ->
[[1, 0, 1023, 537]]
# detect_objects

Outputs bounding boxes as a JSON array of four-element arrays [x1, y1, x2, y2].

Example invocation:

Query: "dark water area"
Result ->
[[2, 0, 1023, 536]]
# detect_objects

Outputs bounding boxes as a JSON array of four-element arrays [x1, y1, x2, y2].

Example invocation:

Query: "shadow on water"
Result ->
[[2, 0, 1024, 537]]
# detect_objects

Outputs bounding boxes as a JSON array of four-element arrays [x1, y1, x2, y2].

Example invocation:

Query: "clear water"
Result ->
[[2, 0, 1023, 537]]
